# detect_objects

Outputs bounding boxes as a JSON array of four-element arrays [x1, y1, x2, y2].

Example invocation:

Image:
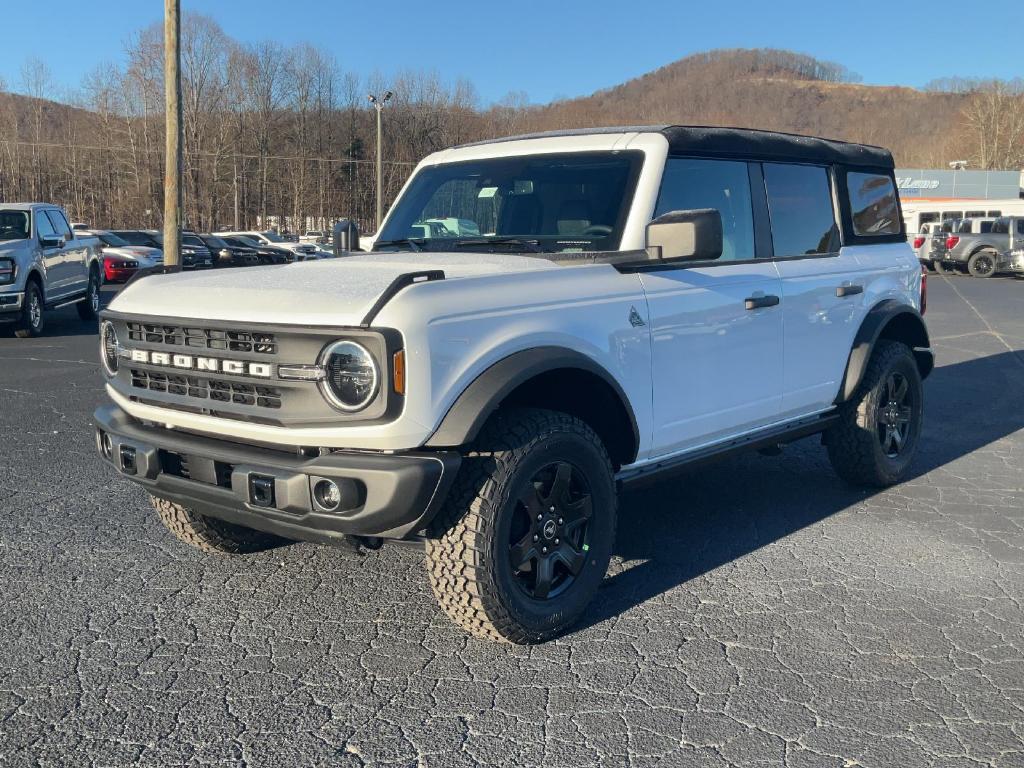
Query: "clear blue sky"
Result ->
[[3, 0, 1022, 105]]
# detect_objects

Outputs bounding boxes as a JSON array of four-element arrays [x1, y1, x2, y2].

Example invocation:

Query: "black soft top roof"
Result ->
[[456, 125, 894, 170]]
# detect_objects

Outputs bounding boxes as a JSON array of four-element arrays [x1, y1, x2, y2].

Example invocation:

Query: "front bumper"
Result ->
[[94, 404, 460, 543], [0, 291, 24, 315]]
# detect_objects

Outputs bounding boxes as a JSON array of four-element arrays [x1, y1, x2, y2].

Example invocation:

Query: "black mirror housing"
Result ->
[[333, 219, 361, 254], [645, 208, 722, 262], [39, 236, 64, 249]]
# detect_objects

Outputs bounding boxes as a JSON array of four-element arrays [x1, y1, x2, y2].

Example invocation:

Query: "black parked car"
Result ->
[[199, 234, 260, 268], [220, 235, 292, 265]]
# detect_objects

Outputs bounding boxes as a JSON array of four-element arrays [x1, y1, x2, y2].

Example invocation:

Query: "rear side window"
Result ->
[[763, 164, 838, 256], [1017, 220, 1024, 235], [846, 172, 900, 236], [655, 158, 756, 261]]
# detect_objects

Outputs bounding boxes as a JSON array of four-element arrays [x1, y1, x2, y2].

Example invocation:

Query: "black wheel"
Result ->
[[826, 340, 923, 487], [426, 408, 616, 643], [967, 250, 997, 278], [932, 260, 958, 276], [76, 266, 101, 320], [151, 495, 285, 554], [14, 280, 44, 338]]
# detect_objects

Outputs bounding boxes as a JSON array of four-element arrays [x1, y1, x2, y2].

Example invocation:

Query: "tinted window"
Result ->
[[764, 164, 838, 256], [1018, 220, 1024, 235], [36, 210, 58, 239], [941, 211, 963, 221], [992, 219, 1009, 234], [919, 212, 939, 226], [655, 158, 755, 261], [965, 210, 985, 218], [980, 221, 994, 234], [0, 210, 30, 241], [45, 209, 72, 238], [846, 172, 900, 236], [987, 210, 1002, 217]]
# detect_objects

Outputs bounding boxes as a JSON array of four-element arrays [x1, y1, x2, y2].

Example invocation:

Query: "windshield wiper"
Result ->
[[452, 237, 542, 253], [373, 238, 426, 252]]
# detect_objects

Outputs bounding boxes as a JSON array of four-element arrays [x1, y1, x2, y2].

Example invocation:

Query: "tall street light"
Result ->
[[368, 90, 392, 232]]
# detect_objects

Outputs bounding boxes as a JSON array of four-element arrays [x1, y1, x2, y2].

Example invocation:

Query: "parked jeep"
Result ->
[[0, 203, 103, 337], [94, 126, 932, 642]]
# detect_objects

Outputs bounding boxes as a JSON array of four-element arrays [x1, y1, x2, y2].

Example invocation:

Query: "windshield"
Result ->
[[182, 234, 205, 247], [203, 236, 228, 248], [260, 230, 284, 243], [99, 232, 129, 247], [375, 151, 643, 253], [113, 231, 151, 246], [0, 210, 30, 241], [232, 235, 261, 248]]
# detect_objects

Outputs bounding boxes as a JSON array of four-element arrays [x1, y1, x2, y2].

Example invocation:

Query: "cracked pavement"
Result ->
[[1, 276, 1023, 767]]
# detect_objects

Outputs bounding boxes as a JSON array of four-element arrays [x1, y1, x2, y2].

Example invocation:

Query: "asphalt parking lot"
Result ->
[[1, 275, 1023, 767]]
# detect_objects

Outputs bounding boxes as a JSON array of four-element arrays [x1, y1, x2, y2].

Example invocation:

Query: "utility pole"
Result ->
[[163, 0, 183, 267], [368, 90, 392, 232]]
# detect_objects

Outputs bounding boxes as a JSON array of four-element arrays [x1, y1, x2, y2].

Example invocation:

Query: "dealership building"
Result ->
[[894, 168, 1023, 201]]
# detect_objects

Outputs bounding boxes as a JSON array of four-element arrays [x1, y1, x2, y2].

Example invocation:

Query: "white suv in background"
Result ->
[[95, 126, 931, 643]]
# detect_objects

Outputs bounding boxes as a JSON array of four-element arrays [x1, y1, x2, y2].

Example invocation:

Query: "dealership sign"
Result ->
[[896, 177, 941, 190]]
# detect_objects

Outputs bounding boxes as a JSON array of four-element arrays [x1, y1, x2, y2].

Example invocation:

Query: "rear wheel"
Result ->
[[76, 266, 101, 320], [14, 280, 44, 338], [151, 495, 284, 554], [967, 249, 997, 278], [826, 340, 923, 487], [426, 408, 616, 643], [932, 260, 958, 276]]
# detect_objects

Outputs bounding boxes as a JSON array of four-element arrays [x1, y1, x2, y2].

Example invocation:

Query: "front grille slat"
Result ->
[[130, 369, 281, 409], [127, 322, 277, 355]]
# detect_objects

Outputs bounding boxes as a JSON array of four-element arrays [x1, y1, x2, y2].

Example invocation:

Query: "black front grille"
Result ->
[[130, 369, 282, 409], [126, 322, 277, 354]]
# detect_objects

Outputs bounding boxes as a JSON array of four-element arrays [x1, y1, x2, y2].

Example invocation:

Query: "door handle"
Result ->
[[744, 294, 780, 310], [835, 284, 864, 298]]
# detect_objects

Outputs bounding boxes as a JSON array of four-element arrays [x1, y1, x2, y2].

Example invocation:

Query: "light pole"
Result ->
[[368, 90, 392, 232], [163, 0, 182, 267]]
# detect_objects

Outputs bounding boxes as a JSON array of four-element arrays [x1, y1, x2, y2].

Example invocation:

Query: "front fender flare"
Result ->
[[423, 346, 640, 459]]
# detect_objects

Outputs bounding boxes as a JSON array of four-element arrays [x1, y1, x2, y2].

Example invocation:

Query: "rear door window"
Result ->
[[763, 164, 839, 257], [846, 172, 901, 236], [45, 209, 72, 239]]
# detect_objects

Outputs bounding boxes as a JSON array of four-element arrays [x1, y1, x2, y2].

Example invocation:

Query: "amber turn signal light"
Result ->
[[393, 349, 406, 395]]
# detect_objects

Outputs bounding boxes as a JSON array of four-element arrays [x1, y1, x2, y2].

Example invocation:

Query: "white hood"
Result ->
[[107, 251, 560, 325]]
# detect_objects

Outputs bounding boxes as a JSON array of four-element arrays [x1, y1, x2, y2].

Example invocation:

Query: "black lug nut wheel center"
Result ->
[[508, 461, 593, 601]]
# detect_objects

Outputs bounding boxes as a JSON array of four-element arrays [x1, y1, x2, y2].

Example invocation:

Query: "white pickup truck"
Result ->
[[95, 126, 932, 642], [0, 203, 102, 337]]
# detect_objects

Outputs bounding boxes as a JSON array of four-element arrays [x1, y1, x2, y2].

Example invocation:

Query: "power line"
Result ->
[[0, 139, 417, 167]]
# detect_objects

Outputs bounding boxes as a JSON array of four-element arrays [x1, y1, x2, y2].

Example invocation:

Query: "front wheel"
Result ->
[[426, 408, 617, 643], [826, 340, 923, 487], [77, 266, 101, 320], [151, 495, 285, 554], [14, 281, 44, 338], [967, 249, 997, 278]]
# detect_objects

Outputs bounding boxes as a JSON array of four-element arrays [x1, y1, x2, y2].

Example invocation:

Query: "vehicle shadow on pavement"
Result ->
[[576, 350, 1024, 633]]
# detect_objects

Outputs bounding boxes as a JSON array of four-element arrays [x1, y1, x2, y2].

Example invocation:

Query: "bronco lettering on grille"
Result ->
[[127, 348, 273, 378]]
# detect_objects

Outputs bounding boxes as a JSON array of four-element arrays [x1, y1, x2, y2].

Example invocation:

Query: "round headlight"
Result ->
[[319, 340, 379, 412], [100, 320, 119, 376]]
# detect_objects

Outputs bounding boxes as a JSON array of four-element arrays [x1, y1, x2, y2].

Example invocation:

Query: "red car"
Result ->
[[103, 256, 140, 283]]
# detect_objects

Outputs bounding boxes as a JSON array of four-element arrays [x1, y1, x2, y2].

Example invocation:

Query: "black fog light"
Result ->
[[313, 479, 342, 512], [119, 445, 137, 474]]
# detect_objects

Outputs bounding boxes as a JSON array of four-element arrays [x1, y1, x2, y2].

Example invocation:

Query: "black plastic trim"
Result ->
[[424, 347, 640, 463], [94, 404, 460, 541], [836, 300, 933, 403], [359, 270, 445, 327], [617, 412, 838, 486]]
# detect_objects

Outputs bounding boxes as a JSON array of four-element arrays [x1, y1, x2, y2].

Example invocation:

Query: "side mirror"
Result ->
[[333, 219, 360, 254], [40, 235, 64, 249], [645, 208, 722, 262]]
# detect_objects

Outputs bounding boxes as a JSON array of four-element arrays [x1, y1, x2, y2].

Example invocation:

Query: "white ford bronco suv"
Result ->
[[95, 126, 932, 643]]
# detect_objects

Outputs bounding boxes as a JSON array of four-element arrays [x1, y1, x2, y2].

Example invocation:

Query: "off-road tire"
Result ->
[[14, 280, 44, 338], [151, 494, 283, 554], [425, 408, 617, 643], [826, 340, 923, 488], [967, 249, 997, 278], [76, 266, 101, 320]]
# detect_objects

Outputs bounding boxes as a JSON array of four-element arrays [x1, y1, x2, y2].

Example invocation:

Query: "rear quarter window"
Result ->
[[846, 172, 900, 236]]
